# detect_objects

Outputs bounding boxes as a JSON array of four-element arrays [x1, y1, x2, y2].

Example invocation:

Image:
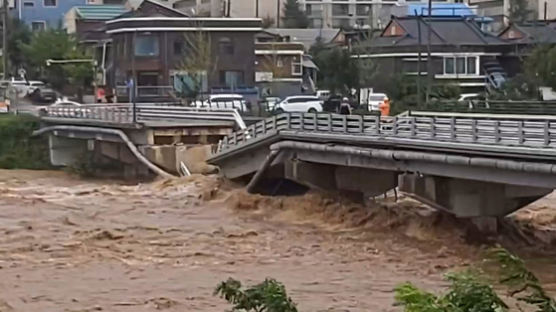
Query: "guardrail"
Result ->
[[218, 113, 556, 152], [43, 104, 247, 129], [418, 100, 556, 115]]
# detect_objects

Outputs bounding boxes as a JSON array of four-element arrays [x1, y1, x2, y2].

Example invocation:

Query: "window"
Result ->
[[43, 0, 56, 7], [467, 57, 477, 74], [23, 2, 34, 7], [291, 55, 302, 76], [218, 37, 234, 55], [220, 71, 244, 88], [456, 57, 465, 74], [134, 35, 159, 57], [332, 4, 349, 16], [443, 56, 478, 75], [31, 21, 46, 32]]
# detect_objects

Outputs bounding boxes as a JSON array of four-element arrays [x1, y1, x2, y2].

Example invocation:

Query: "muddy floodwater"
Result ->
[[0, 170, 554, 311]]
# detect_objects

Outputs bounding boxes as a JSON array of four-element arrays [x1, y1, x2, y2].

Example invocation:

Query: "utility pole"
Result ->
[[416, 12, 422, 108], [425, 0, 432, 104], [276, 0, 280, 27], [2, 0, 8, 79], [255, 0, 259, 17]]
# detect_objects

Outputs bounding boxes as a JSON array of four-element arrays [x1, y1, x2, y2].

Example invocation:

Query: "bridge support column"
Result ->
[[49, 135, 89, 166], [285, 161, 398, 199], [399, 173, 551, 217]]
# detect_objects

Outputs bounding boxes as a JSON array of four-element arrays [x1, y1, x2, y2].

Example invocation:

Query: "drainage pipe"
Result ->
[[33, 126, 175, 178], [245, 140, 556, 193], [269, 141, 556, 174]]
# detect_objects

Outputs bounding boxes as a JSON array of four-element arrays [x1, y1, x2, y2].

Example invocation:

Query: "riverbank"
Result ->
[[0, 170, 554, 311], [0, 115, 51, 170]]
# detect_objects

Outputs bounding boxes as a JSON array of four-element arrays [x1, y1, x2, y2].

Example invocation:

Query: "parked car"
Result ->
[[367, 93, 389, 112], [24, 81, 46, 95], [274, 96, 323, 113], [194, 94, 249, 112], [28, 85, 58, 104], [323, 95, 343, 112], [262, 96, 282, 111], [40, 98, 88, 117], [316, 90, 331, 100], [0, 79, 28, 97]]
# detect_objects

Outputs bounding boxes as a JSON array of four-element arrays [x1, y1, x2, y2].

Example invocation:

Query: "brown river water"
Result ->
[[0, 169, 554, 312]]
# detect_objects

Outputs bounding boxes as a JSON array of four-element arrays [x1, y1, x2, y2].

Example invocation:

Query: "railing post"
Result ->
[[327, 114, 332, 132], [313, 113, 317, 132], [272, 115, 277, 130], [544, 120, 550, 146], [471, 119, 478, 142], [357, 115, 363, 133], [494, 120, 500, 143], [393, 117, 398, 135], [286, 113, 291, 129], [411, 117, 416, 137], [450, 117, 456, 141], [343, 115, 347, 133], [518, 120, 524, 144], [300, 112, 305, 130], [430, 117, 436, 138]]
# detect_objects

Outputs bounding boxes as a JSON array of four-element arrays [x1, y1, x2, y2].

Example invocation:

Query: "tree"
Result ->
[[261, 16, 275, 29], [215, 278, 298, 312], [525, 44, 556, 90], [509, 0, 534, 24], [20, 29, 74, 88], [395, 248, 556, 312], [176, 30, 216, 100], [19, 29, 94, 95], [311, 45, 359, 94], [282, 0, 309, 29]]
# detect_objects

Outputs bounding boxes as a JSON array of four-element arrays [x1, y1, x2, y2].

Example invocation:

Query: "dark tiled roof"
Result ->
[[372, 16, 507, 48], [503, 24, 556, 44]]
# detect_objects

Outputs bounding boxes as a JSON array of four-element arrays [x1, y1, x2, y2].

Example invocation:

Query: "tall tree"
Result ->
[[525, 44, 556, 90], [20, 29, 92, 90], [4, 17, 31, 76], [509, 0, 534, 24], [177, 30, 216, 100], [282, 0, 309, 29]]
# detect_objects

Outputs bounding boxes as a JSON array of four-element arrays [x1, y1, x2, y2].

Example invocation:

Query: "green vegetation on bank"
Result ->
[[0, 114, 52, 170], [215, 248, 556, 312]]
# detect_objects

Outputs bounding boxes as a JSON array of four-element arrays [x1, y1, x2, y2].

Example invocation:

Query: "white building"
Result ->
[[299, 0, 464, 29], [173, 0, 287, 26]]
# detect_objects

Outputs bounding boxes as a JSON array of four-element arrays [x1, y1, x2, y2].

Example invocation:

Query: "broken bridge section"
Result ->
[[208, 113, 556, 218]]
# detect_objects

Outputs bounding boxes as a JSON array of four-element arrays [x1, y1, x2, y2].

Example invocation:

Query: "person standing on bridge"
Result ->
[[339, 97, 352, 115]]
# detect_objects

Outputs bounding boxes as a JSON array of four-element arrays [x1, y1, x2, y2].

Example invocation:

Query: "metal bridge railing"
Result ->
[[43, 103, 247, 129], [218, 113, 556, 152]]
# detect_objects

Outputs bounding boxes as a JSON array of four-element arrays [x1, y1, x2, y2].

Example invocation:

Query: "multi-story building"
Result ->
[[7, 0, 126, 30], [172, 0, 287, 26], [106, 0, 262, 101], [299, 0, 462, 29]]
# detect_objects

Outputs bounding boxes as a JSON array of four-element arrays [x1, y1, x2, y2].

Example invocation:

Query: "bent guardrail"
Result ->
[[217, 113, 556, 152]]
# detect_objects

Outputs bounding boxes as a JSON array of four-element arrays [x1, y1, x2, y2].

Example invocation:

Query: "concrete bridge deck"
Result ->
[[209, 113, 556, 220]]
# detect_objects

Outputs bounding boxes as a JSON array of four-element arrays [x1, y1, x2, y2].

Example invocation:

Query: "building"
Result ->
[[105, 0, 262, 101], [299, 0, 462, 30], [259, 28, 345, 51], [255, 41, 318, 98], [8, 0, 126, 30], [65, 5, 128, 38], [358, 16, 512, 94], [172, 0, 287, 27]]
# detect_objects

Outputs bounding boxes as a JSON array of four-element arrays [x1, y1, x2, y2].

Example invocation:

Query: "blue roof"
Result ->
[[75, 5, 128, 20], [407, 3, 476, 17]]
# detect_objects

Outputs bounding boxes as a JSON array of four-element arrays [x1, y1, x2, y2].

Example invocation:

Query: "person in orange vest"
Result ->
[[379, 98, 390, 116], [96, 87, 106, 103]]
